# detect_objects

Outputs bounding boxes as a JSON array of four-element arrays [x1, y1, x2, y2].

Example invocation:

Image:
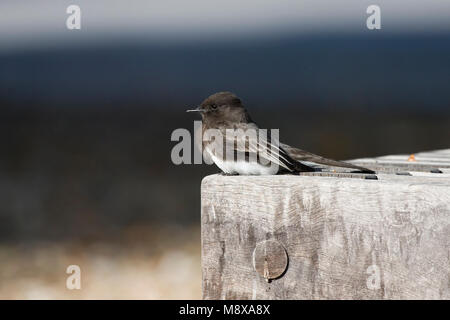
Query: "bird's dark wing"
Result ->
[[211, 123, 314, 172], [281, 143, 375, 174]]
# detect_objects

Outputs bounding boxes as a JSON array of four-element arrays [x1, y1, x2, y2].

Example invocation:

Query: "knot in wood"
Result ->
[[253, 240, 288, 282]]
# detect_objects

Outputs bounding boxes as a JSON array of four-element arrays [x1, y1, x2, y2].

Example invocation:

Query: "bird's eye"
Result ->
[[211, 104, 218, 109]]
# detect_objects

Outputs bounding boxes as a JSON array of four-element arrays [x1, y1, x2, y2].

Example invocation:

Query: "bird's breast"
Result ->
[[209, 154, 278, 175]]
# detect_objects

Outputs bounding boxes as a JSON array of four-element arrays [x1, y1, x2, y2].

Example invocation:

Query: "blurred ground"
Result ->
[[0, 225, 201, 299]]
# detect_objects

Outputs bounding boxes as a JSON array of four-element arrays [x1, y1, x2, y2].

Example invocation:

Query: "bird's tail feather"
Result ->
[[282, 144, 375, 174]]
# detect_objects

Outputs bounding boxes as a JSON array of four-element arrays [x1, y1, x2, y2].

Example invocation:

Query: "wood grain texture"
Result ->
[[350, 149, 450, 173], [201, 149, 450, 299]]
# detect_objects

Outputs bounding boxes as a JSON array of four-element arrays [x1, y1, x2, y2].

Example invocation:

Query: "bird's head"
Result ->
[[187, 92, 247, 124]]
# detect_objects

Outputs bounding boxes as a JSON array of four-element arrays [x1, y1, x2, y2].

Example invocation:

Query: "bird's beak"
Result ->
[[186, 106, 204, 113]]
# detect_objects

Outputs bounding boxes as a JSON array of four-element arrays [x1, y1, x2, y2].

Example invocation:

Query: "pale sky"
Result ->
[[0, 0, 449, 51]]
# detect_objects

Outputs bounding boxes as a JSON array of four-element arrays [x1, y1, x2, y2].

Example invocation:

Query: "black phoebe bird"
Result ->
[[187, 92, 374, 175]]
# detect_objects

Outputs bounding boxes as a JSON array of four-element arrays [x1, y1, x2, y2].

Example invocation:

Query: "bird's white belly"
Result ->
[[210, 155, 277, 175]]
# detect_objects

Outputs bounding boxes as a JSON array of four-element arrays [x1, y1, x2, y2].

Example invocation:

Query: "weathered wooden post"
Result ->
[[201, 149, 450, 299]]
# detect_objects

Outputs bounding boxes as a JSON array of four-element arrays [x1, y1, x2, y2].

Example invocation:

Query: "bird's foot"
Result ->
[[220, 171, 238, 176]]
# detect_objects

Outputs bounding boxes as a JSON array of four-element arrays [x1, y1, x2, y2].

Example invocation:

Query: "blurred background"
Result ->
[[0, 0, 449, 299]]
